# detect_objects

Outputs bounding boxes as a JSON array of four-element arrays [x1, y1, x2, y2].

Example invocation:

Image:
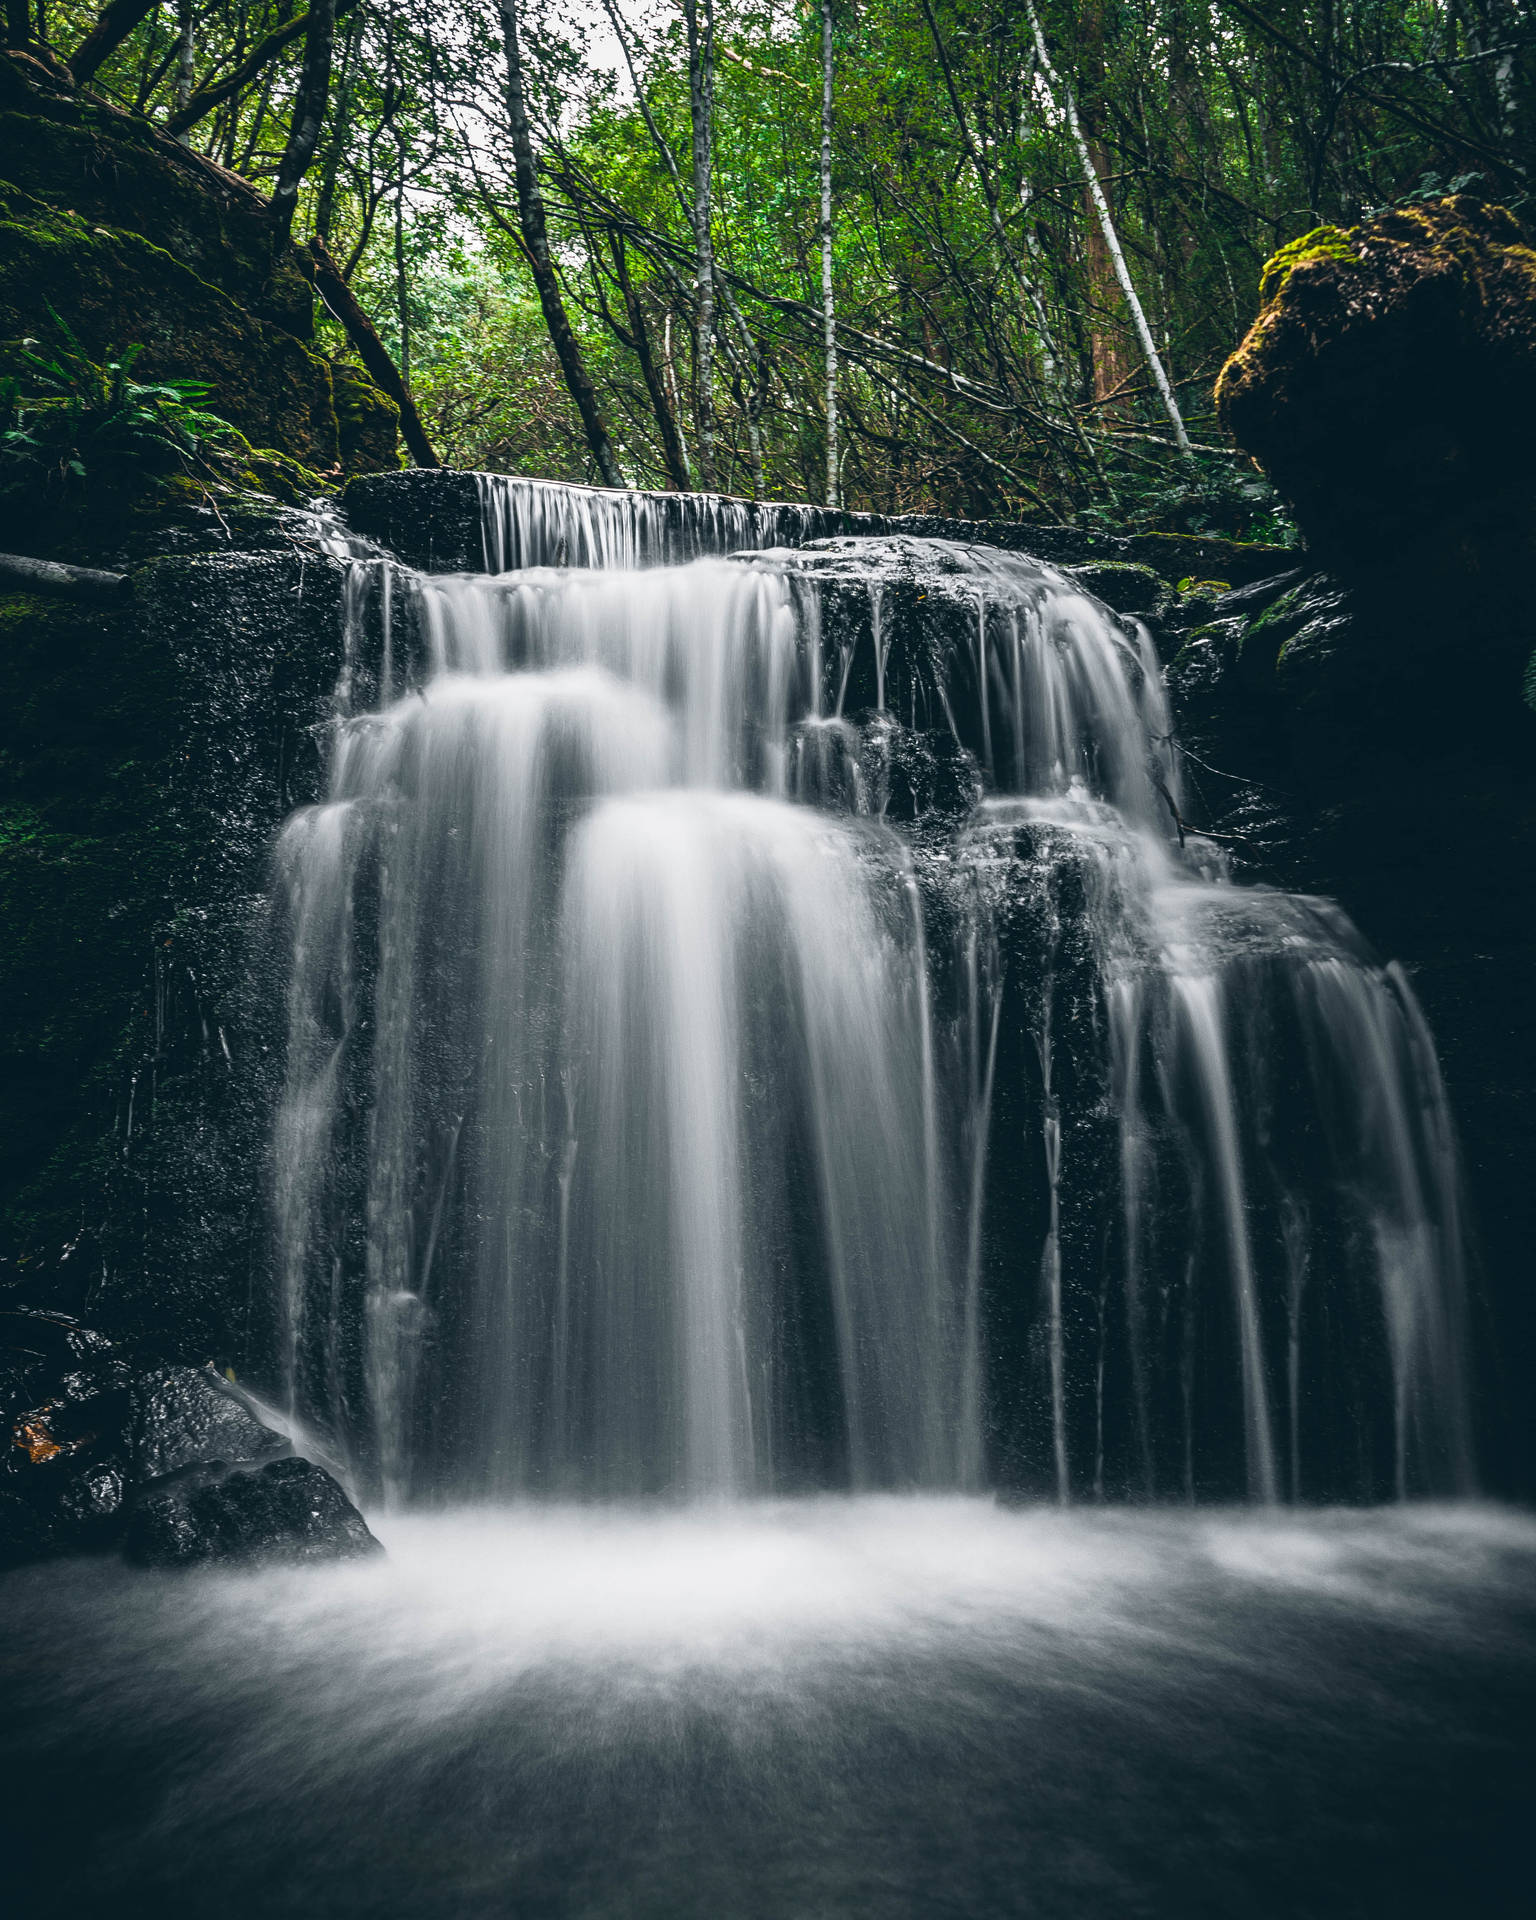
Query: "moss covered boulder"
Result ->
[[0, 55, 399, 477], [1215, 198, 1536, 560]]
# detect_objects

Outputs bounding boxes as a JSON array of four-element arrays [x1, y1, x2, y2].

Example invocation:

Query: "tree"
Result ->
[[820, 0, 837, 508], [682, 0, 716, 490], [497, 0, 625, 487], [270, 0, 336, 247]]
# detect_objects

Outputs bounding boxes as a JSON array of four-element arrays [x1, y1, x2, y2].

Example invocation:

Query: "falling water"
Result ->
[[270, 494, 1473, 1507]]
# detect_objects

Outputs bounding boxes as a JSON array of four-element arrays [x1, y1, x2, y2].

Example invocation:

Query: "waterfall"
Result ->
[[270, 486, 1473, 1505]]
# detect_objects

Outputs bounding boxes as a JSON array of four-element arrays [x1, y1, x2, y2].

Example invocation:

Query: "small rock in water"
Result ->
[[125, 1457, 380, 1569], [131, 1363, 290, 1480], [0, 1310, 379, 1571]]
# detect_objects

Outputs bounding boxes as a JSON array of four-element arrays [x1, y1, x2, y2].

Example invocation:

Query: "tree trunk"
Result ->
[[4, 0, 33, 50], [312, 1, 363, 245], [307, 235, 441, 468], [1022, 0, 1190, 449], [497, 0, 625, 488], [683, 0, 716, 489], [1076, 2, 1131, 407], [393, 146, 410, 393], [611, 233, 691, 491], [270, 0, 336, 247], [172, 0, 194, 143], [820, 0, 838, 507], [69, 0, 161, 83], [0, 552, 130, 599], [168, 0, 361, 139]]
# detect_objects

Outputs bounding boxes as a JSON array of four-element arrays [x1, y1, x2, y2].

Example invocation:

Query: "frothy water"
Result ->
[[3, 1501, 1532, 1916]]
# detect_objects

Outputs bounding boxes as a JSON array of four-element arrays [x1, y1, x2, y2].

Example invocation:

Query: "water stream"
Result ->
[[2, 479, 1521, 1918], [274, 487, 1472, 1506]]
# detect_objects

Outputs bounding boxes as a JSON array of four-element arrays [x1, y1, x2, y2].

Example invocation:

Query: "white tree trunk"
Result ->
[[174, 0, 195, 145], [1022, 0, 1190, 451], [684, 0, 717, 489], [821, 0, 839, 507]]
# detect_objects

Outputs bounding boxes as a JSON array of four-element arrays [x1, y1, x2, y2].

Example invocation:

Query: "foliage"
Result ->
[[1, 308, 240, 507], [9, 1, 1536, 521]]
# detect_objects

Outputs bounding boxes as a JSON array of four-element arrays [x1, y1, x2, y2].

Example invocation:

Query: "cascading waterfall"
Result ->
[[270, 492, 1473, 1507]]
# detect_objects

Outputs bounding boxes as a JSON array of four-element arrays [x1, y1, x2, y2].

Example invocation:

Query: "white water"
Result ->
[[5, 1500, 1532, 1915], [270, 494, 1474, 1506]]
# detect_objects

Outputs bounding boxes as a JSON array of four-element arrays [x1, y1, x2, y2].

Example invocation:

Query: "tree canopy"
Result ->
[[8, 0, 1534, 530]]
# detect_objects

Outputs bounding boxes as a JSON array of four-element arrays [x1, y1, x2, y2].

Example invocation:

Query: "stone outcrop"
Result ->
[[0, 1306, 378, 1569], [1215, 197, 1536, 564], [0, 54, 400, 477]]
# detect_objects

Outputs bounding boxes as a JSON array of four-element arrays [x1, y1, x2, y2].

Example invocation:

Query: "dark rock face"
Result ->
[[124, 1457, 380, 1569], [0, 1307, 378, 1570], [1215, 198, 1536, 564], [0, 551, 398, 1364], [1162, 567, 1536, 1494], [1202, 209, 1536, 1493], [0, 56, 399, 475]]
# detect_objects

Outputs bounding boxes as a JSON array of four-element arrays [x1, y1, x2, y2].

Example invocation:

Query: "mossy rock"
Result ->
[[1215, 197, 1536, 561], [1, 68, 399, 479], [0, 183, 340, 468], [0, 92, 310, 335], [1068, 560, 1167, 616], [330, 359, 401, 474]]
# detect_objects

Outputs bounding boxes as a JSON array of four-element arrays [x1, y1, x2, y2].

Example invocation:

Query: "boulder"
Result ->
[[1215, 197, 1536, 563], [130, 1363, 289, 1481], [124, 1456, 380, 1569], [0, 59, 400, 476], [0, 1308, 380, 1571]]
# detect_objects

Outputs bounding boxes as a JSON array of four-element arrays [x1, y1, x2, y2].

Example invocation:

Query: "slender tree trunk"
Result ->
[[172, 0, 194, 143], [683, 0, 716, 489], [497, 0, 625, 487], [4, 0, 32, 50], [308, 235, 440, 467], [270, 0, 336, 247], [820, 0, 838, 507], [611, 233, 691, 491], [313, 2, 362, 245], [1022, 0, 1190, 449], [393, 145, 410, 393]]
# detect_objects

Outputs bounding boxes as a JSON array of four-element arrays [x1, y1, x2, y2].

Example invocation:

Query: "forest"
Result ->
[[5, 0, 1532, 533]]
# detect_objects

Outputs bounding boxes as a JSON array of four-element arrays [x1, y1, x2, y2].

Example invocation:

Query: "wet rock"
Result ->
[[130, 1364, 290, 1481], [0, 1309, 134, 1565], [1066, 560, 1167, 618], [125, 1456, 380, 1569], [0, 1307, 379, 1570], [1216, 197, 1536, 563]]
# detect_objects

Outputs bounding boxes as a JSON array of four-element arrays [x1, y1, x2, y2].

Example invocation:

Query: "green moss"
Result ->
[[330, 359, 401, 475], [1258, 226, 1359, 305], [0, 184, 341, 469]]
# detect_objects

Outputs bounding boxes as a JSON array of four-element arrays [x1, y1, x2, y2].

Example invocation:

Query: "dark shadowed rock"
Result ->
[[0, 1308, 379, 1570], [131, 1364, 290, 1481], [1215, 198, 1536, 563], [125, 1456, 380, 1569]]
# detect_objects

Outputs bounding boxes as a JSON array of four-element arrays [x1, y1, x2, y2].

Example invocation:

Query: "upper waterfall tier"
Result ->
[[268, 493, 1474, 1505]]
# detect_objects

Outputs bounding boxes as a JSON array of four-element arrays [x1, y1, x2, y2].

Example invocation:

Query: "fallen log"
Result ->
[[0, 551, 131, 600]]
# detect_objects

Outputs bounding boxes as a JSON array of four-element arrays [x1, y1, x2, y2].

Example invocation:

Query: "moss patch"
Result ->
[[1257, 226, 1359, 305]]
